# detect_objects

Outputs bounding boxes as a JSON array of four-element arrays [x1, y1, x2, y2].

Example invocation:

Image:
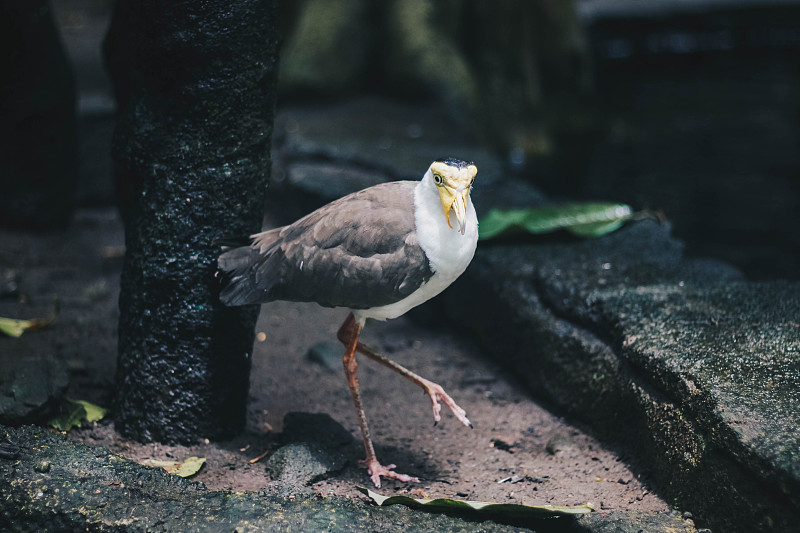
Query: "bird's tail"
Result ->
[[216, 228, 281, 306], [217, 245, 260, 306]]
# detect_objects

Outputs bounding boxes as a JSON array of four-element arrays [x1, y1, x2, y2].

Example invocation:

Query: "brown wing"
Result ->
[[218, 181, 433, 308]]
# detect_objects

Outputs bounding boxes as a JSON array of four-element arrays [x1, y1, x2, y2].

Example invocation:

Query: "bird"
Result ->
[[217, 158, 479, 487]]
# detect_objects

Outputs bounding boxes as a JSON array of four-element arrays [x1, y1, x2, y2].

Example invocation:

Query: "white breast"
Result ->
[[354, 172, 478, 323]]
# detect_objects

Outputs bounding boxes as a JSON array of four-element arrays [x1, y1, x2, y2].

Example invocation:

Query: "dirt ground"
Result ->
[[1, 206, 669, 513]]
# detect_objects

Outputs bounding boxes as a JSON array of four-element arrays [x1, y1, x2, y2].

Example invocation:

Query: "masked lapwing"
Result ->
[[218, 158, 478, 487]]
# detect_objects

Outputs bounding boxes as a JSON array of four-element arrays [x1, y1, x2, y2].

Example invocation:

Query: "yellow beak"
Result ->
[[439, 186, 471, 235], [431, 161, 477, 235]]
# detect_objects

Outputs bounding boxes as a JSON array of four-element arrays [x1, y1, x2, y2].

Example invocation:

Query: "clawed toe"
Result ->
[[422, 380, 472, 429], [360, 458, 420, 488]]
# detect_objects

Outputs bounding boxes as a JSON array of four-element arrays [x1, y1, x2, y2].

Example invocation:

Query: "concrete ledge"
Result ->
[[447, 220, 800, 532]]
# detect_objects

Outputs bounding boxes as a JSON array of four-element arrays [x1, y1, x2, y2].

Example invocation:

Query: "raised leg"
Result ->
[[337, 313, 419, 488], [353, 339, 472, 430]]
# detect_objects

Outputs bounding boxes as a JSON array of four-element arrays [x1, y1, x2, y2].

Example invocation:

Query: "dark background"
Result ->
[[7, 0, 800, 280]]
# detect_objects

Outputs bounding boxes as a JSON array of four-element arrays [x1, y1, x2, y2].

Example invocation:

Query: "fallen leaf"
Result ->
[[48, 398, 108, 432], [143, 456, 206, 478], [479, 203, 634, 241], [173, 456, 206, 477], [0, 317, 32, 338], [358, 487, 593, 518], [0, 313, 54, 337], [0, 298, 59, 338]]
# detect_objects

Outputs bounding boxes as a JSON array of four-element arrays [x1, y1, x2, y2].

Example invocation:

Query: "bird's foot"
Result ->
[[359, 458, 420, 488], [419, 378, 473, 429]]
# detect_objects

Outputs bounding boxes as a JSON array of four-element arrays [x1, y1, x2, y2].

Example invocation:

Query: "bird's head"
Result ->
[[429, 158, 477, 235]]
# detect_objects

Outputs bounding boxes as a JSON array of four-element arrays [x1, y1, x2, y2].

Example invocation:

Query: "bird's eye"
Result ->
[[433, 174, 444, 186]]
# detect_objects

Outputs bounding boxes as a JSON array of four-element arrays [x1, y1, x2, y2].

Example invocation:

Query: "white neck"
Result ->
[[413, 169, 479, 275], [352, 170, 479, 323]]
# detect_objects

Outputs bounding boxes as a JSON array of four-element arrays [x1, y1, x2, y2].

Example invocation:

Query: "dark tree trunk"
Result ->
[[107, 0, 282, 444]]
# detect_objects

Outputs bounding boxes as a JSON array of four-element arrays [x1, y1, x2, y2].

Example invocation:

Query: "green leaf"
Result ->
[[0, 317, 32, 338], [80, 400, 107, 424], [357, 487, 593, 518], [0, 301, 59, 337], [479, 203, 633, 241], [173, 456, 206, 477], [0, 314, 54, 337], [48, 398, 108, 432], [143, 457, 206, 478]]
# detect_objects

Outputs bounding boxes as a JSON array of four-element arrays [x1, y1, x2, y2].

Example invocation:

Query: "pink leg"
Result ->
[[354, 340, 472, 429], [337, 313, 419, 488]]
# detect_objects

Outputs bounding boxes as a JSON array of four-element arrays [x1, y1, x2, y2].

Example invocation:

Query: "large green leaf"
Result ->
[[479, 203, 634, 241], [358, 487, 593, 518], [48, 398, 108, 432]]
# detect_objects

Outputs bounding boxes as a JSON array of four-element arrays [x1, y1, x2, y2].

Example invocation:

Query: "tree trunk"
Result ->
[[107, 0, 281, 444]]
